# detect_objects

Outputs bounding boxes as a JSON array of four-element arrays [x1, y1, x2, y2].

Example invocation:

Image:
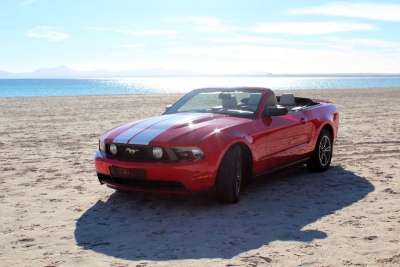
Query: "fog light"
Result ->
[[110, 144, 118, 155], [152, 147, 163, 159]]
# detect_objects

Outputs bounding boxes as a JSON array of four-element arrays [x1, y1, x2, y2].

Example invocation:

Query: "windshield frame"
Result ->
[[163, 87, 267, 119]]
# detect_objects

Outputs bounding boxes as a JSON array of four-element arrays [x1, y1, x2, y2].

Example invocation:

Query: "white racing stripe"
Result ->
[[128, 113, 210, 145], [101, 121, 139, 142], [113, 114, 180, 144]]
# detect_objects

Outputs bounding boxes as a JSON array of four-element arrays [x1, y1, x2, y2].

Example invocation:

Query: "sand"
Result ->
[[1, 87, 399, 266]]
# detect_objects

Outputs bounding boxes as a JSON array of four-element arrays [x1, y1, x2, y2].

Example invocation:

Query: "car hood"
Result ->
[[101, 113, 250, 146]]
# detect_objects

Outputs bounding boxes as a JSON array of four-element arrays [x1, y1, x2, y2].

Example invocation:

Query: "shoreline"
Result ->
[[1, 87, 399, 266], [0, 86, 399, 99]]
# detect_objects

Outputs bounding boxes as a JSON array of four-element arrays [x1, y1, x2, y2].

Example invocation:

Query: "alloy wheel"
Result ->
[[319, 136, 331, 167]]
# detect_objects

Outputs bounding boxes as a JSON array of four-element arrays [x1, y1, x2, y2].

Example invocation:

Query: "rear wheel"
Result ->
[[216, 145, 243, 204], [307, 128, 333, 172]]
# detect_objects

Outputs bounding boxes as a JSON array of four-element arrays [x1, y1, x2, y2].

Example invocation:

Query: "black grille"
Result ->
[[106, 144, 171, 161]]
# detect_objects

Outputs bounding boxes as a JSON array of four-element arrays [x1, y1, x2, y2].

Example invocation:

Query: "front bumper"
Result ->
[[94, 150, 217, 194]]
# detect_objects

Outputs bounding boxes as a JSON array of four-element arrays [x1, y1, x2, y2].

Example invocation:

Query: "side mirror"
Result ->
[[165, 104, 172, 111], [264, 106, 288, 117]]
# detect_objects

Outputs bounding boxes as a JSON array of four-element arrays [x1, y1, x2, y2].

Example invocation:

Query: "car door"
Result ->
[[262, 110, 311, 170]]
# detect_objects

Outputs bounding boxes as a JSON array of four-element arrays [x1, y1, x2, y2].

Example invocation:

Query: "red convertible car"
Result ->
[[95, 87, 339, 204]]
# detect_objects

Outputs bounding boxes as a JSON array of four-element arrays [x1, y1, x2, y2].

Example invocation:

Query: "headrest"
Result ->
[[267, 91, 277, 106], [280, 93, 295, 105], [222, 96, 237, 109], [248, 93, 261, 105]]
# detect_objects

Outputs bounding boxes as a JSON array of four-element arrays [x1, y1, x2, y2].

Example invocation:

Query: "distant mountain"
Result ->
[[0, 70, 16, 78], [30, 66, 79, 77], [0, 66, 201, 78]]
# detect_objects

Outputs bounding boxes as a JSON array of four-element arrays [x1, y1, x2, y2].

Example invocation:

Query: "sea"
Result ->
[[1, 76, 400, 98]]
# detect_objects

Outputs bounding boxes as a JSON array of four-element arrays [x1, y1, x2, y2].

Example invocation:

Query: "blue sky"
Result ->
[[1, 0, 400, 74]]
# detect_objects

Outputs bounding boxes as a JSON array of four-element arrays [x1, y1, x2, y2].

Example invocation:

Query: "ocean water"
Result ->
[[0, 76, 400, 98]]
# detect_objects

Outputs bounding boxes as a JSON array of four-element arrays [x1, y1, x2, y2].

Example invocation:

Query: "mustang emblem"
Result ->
[[126, 148, 139, 155]]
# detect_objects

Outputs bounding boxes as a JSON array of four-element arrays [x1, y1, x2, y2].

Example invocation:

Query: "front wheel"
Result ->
[[216, 145, 243, 204], [307, 128, 333, 172]]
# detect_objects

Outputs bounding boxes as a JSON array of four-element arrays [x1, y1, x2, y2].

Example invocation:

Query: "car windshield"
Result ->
[[164, 88, 265, 119]]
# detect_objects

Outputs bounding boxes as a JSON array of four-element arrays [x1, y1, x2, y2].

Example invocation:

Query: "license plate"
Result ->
[[109, 166, 146, 179]]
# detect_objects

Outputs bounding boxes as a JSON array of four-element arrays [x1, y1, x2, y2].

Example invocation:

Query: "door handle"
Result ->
[[300, 118, 306, 124]]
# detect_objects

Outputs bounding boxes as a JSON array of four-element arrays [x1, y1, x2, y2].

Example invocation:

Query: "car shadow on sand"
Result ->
[[74, 165, 374, 261]]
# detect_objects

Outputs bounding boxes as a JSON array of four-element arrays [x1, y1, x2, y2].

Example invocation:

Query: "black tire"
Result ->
[[216, 145, 243, 204], [307, 128, 333, 172]]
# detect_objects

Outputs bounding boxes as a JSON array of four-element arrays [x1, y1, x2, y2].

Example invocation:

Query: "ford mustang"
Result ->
[[94, 87, 339, 204]]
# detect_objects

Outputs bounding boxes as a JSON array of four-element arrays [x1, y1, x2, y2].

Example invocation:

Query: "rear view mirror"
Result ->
[[165, 104, 172, 111], [218, 93, 232, 100]]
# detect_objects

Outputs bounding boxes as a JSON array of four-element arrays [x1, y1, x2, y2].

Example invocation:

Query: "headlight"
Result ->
[[152, 147, 164, 159], [173, 147, 205, 160], [109, 144, 118, 155], [99, 140, 105, 151], [192, 148, 205, 159]]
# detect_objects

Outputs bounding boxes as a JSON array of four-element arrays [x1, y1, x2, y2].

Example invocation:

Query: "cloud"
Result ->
[[168, 45, 287, 59], [84, 27, 178, 36], [252, 22, 376, 35], [116, 29, 178, 36], [28, 26, 70, 41], [165, 42, 179, 46], [110, 52, 131, 57], [83, 27, 110, 31], [20, 0, 36, 7], [118, 44, 149, 53], [120, 44, 146, 49], [186, 16, 221, 25], [167, 45, 400, 73], [169, 16, 222, 25], [206, 35, 283, 44], [205, 36, 325, 47], [171, 16, 230, 32], [290, 2, 400, 21], [325, 37, 400, 49], [167, 45, 359, 62]]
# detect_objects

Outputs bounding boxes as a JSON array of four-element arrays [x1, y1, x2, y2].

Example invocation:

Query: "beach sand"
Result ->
[[1, 87, 399, 266]]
